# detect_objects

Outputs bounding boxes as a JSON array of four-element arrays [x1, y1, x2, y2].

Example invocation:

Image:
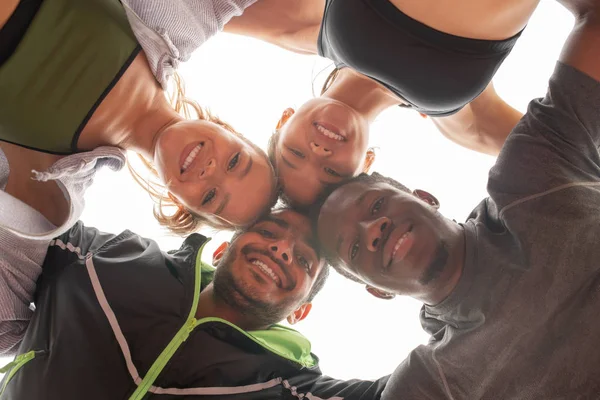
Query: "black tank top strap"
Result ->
[[0, 0, 44, 66]]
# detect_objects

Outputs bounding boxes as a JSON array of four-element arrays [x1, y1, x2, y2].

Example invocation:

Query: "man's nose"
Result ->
[[310, 141, 332, 157], [270, 240, 293, 265], [199, 158, 216, 178], [359, 217, 391, 252]]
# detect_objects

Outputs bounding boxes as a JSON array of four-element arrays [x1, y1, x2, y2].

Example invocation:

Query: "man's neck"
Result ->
[[422, 224, 467, 306], [195, 284, 270, 331], [323, 68, 403, 122]]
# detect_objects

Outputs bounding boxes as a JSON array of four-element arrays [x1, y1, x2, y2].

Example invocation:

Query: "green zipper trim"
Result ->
[[0, 351, 36, 396], [128, 239, 210, 400], [192, 317, 316, 368]]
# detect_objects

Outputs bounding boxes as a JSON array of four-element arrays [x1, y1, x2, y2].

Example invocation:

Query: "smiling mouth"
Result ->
[[382, 224, 414, 270], [391, 227, 413, 260], [249, 258, 282, 287], [180, 142, 204, 174], [314, 122, 346, 142]]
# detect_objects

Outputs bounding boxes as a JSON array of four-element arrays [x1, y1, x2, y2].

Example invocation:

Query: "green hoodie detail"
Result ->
[[129, 239, 316, 399]]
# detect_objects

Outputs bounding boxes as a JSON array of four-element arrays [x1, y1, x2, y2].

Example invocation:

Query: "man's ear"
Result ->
[[276, 108, 295, 130], [413, 189, 440, 209], [365, 286, 395, 300], [212, 242, 229, 266], [287, 303, 313, 325]]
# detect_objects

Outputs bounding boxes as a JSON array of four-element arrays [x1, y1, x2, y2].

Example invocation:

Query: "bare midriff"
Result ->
[[388, 0, 540, 40]]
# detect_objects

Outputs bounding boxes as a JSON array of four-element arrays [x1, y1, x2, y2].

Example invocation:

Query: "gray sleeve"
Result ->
[[487, 62, 600, 208], [121, 0, 257, 87], [0, 231, 48, 356]]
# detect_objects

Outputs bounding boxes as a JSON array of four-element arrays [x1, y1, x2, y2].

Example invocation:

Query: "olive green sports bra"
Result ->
[[0, 0, 140, 154]]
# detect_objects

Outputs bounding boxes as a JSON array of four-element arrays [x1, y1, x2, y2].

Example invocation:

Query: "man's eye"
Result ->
[[324, 167, 342, 177], [350, 240, 359, 261], [227, 152, 240, 171], [371, 197, 384, 215], [259, 229, 275, 238], [289, 148, 305, 159], [297, 254, 310, 272], [202, 189, 216, 206]]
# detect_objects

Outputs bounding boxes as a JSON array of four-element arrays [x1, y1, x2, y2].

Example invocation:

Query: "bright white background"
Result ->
[[1, 1, 573, 382]]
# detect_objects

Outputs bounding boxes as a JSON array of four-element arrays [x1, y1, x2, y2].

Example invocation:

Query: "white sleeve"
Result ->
[[121, 0, 257, 87], [0, 228, 49, 356], [0, 184, 55, 355]]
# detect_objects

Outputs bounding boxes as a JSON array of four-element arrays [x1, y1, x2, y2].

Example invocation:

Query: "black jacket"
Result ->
[[0, 222, 388, 399]]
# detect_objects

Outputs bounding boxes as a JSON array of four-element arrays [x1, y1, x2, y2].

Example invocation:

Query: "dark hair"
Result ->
[[305, 264, 329, 302], [308, 171, 412, 283]]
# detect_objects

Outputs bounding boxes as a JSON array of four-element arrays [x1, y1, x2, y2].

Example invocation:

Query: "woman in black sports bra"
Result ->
[[225, 0, 537, 207]]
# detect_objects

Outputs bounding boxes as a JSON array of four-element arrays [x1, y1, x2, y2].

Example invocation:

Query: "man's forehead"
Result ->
[[264, 210, 311, 235], [319, 179, 399, 233]]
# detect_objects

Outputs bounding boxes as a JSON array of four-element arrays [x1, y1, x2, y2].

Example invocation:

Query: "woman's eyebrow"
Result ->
[[214, 194, 231, 216], [281, 154, 297, 169], [239, 157, 253, 179], [262, 215, 289, 229]]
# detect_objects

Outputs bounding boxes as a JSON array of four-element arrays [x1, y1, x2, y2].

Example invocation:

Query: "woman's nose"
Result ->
[[310, 142, 332, 157], [199, 159, 216, 178]]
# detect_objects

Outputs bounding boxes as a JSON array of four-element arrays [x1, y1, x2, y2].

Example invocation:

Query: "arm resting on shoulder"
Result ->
[[224, 0, 323, 55], [430, 82, 524, 156], [559, 1, 600, 82]]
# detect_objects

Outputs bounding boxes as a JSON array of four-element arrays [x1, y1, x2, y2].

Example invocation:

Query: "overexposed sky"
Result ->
[[1, 1, 573, 383]]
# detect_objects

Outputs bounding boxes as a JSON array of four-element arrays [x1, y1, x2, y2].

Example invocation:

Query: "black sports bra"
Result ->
[[318, 0, 523, 116]]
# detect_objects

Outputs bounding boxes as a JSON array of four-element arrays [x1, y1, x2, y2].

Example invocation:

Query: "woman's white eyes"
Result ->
[[227, 152, 241, 171], [202, 189, 216, 205]]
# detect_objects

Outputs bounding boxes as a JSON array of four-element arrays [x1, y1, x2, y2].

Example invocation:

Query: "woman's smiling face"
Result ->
[[154, 119, 276, 226], [274, 98, 371, 206]]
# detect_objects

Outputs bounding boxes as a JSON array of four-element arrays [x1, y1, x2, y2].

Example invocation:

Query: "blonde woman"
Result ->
[[0, 0, 273, 354], [0, 0, 275, 235]]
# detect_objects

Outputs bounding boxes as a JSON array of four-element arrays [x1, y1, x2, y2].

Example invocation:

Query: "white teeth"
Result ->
[[251, 259, 279, 285], [391, 232, 410, 259], [181, 144, 203, 172], [316, 124, 345, 141]]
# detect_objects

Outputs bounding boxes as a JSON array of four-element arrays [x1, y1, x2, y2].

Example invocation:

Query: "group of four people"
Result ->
[[1, 0, 599, 398]]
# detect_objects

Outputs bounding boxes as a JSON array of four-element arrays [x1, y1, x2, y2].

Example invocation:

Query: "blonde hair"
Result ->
[[128, 72, 258, 235]]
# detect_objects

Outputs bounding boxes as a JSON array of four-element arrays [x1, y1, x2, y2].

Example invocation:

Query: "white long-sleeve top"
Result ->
[[0, 148, 124, 355], [121, 0, 257, 88]]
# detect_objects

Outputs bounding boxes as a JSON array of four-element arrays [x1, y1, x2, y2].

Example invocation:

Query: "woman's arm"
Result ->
[[429, 82, 524, 156], [224, 0, 324, 55]]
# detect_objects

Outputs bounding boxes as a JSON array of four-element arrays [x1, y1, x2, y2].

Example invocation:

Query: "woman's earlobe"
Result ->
[[362, 148, 377, 173], [276, 108, 295, 130], [413, 189, 440, 209]]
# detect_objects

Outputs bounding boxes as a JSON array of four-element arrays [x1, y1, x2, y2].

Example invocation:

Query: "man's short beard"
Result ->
[[419, 240, 449, 286], [212, 242, 293, 327]]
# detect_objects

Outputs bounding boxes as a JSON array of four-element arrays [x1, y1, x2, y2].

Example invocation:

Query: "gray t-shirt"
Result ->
[[383, 62, 600, 399]]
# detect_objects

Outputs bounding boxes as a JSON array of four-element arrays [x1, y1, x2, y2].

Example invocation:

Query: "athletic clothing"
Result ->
[[121, 0, 258, 88], [318, 0, 522, 116], [383, 63, 600, 398], [0, 0, 43, 66], [0, 222, 389, 399], [0, 147, 125, 355], [0, 0, 140, 154]]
